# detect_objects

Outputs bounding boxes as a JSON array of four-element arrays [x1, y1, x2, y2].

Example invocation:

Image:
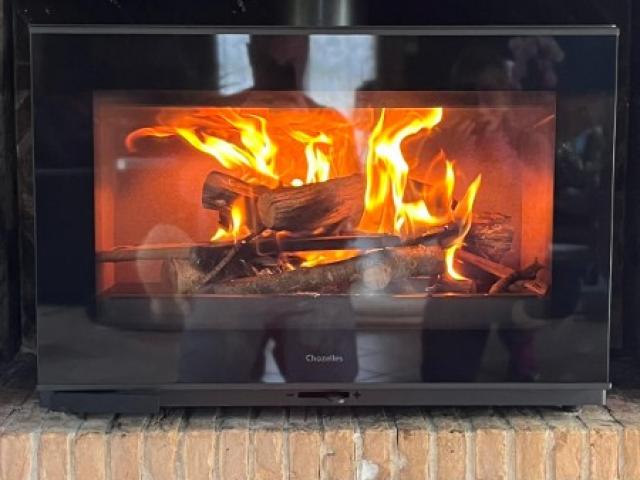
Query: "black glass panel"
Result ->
[[33, 28, 616, 386]]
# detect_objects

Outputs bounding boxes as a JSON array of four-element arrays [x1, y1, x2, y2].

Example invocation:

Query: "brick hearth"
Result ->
[[1, 384, 640, 479]]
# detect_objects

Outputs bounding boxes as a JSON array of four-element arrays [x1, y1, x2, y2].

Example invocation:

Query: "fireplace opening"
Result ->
[[94, 91, 555, 299]]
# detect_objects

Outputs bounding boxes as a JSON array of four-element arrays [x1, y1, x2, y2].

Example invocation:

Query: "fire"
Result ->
[[295, 250, 361, 268], [126, 106, 482, 279], [291, 131, 332, 184], [210, 197, 251, 242], [127, 110, 280, 188], [358, 108, 481, 280], [359, 108, 445, 235], [126, 107, 358, 188]]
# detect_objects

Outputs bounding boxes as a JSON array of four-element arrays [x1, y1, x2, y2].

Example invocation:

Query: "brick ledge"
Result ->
[[1, 387, 639, 479]]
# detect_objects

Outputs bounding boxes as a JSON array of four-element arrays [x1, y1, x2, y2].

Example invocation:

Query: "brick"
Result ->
[[542, 408, 587, 480], [73, 414, 113, 480], [217, 408, 250, 480], [109, 414, 148, 480], [0, 398, 41, 480], [431, 408, 469, 480], [1, 389, 640, 480], [580, 405, 622, 480], [143, 409, 185, 480], [470, 409, 512, 480], [288, 408, 321, 480], [320, 408, 355, 480], [393, 407, 433, 480], [38, 409, 83, 480], [251, 408, 286, 480], [620, 426, 640, 480], [504, 408, 549, 480], [608, 394, 640, 480], [182, 409, 216, 480], [355, 408, 396, 480]]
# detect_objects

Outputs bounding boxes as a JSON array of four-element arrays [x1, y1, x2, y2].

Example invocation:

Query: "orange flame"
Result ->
[[444, 173, 482, 280], [127, 110, 280, 188], [291, 131, 332, 184], [126, 107, 482, 278], [210, 197, 251, 242], [126, 107, 358, 189], [358, 108, 444, 235], [357, 108, 481, 280], [294, 250, 362, 268]]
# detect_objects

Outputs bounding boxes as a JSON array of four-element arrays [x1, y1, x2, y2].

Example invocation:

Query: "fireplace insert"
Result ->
[[32, 26, 618, 412]]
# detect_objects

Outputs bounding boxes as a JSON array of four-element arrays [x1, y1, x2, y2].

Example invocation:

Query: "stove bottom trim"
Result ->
[[39, 383, 609, 414]]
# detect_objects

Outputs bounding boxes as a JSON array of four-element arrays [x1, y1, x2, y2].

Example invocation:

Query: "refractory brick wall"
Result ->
[[1, 389, 640, 479]]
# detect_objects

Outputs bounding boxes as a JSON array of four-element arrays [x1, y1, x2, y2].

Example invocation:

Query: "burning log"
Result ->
[[256, 175, 364, 232], [162, 234, 259, 294], [209, 244, 444, 295], [516, 268, 551, 295], [201, 171, 267, 227], [488, 259, 545, 294], [202, 172, 365, 233], [435, 276, 477, 294], [96, 230, 451, 264], [456, 249, 513, 278], [465, 212, 514, 262], [200, 171, 512, 258], [456, 249, 548, 295]]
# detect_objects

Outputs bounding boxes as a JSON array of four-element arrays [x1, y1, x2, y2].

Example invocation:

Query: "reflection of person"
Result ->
[[421, 40, 564, 383], [249, 35, 309, 91], [178, 35, 359, 383]]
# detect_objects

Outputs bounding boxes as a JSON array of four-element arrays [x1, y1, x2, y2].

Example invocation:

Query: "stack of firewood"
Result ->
[[99, 170, 550, 296]]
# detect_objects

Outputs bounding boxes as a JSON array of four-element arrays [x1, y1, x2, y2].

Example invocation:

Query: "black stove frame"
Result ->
[[31, 25, 617, 412]]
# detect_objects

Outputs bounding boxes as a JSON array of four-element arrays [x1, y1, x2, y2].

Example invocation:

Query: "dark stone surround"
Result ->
[[0, 0, 20, 363]]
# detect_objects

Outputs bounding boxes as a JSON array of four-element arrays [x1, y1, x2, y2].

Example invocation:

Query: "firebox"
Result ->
[[32, 26, 618, 412]]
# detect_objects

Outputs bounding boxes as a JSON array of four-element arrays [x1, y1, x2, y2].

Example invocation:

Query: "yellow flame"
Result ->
[[357, 108, 482, 280], [127, 110, 280, 188], [297, 250, 362, 268], [453, 174, 482, 239], [127, 107, 483, 277], [443, 174, 482, 280], [358, 107, 445, 236], [445, 244, 467, 280], [177, 112, 278, 187], [210, 197, 251, 242], [292, 131, 333, 184]]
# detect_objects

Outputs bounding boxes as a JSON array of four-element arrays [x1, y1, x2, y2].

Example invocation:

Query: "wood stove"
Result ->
[[32, 26, 618, 412]]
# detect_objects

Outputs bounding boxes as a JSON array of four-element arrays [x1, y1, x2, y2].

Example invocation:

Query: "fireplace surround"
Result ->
[[31, 25, 617, 412]]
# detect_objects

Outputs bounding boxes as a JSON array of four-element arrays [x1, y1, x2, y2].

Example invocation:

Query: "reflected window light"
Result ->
[[216, 34, 254, 95], [304, 35, 377, 113]]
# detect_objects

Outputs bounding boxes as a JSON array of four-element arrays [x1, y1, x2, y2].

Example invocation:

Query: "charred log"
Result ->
[[456, 249, 513, 278], [97, 230, 451, 264], [201, 171, 267, 228], [97, 242, 235, 263], [435, 276, 477, 294], [489, 259, 544, 294], [256, 175, 364, 232], [202, 171, 512, 254], [210, 244, 444, 295], [465, 212, 514, 262]]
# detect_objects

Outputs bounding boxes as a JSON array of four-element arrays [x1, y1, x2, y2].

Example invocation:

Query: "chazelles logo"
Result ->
[[305, 354, 344, 363]]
